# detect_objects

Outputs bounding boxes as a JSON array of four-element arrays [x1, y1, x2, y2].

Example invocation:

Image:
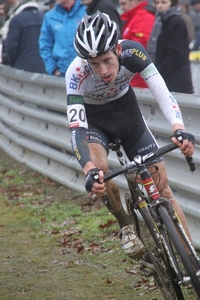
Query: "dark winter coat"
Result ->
[[155, 14, 193, 94], [2, 3, 46, 73]]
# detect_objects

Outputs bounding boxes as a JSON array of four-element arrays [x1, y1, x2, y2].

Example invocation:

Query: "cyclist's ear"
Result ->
[[115, 43, 122, 55]]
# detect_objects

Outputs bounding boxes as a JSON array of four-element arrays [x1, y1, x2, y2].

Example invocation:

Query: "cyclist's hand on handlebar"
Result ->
[[85, 168, 106, 196], [171, 129, 195, 156]]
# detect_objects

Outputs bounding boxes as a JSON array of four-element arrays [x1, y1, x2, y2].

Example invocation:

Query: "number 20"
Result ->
[[69, 108, 86, 123]]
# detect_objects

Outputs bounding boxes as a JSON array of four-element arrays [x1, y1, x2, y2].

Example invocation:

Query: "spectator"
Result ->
[[189, 0, 200, 33], [2, 0, 46, 73], [4, 0, 21, 17], [119, 0, 155, 88], [0, 0, 5, 61], [39, 0, 86, 77], [80, 0, 122, 35], [179, 0, 195, 43], [189, 0, 200, 50], [147, 0, 193, 94], [191, 28, 200, 49], [1, 0, 21, 39], [120, 0, 155, 47], [0, 0, 6, 29], [44, 0, 55, 11]]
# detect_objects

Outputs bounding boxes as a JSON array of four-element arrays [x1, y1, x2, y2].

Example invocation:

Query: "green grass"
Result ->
[[0, 148, 198, 300]]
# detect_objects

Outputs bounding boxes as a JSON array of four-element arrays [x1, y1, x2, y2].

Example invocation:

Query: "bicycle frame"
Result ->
[[105, 138, 200, 300]]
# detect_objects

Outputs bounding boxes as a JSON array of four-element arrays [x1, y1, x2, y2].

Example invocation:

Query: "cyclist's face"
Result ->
[[88, 44, 122, 84]]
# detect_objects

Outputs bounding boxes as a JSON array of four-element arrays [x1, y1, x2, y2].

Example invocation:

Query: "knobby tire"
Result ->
[[126, 184, 179, 299], [158, 205, 200, 299], [158, 221, 185, 299], [138, 205, 181, 300]]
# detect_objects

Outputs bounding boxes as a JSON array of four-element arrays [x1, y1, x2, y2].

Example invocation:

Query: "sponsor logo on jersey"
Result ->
[[140, 64, 157, 79], [170, 95, 182, 119], [121, 48, 147, 61], [71, 130, 81, 161], [138, 143, 156, 153], [67, 94, 84, 105], [69, 64, 93, 90]]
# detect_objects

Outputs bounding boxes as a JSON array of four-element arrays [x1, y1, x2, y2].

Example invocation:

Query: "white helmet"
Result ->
[[74, 11, 120, 59]]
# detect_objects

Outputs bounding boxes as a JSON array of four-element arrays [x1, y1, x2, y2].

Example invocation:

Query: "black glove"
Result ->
[[85, 168, 102, 193], [172, 129, 195, 145]]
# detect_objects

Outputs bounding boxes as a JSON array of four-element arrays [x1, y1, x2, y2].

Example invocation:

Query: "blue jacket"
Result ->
[[39, 0, 86, 75]]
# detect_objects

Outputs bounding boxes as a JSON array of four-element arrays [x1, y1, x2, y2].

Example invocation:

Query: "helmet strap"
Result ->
[[112, 48, 121, 72]]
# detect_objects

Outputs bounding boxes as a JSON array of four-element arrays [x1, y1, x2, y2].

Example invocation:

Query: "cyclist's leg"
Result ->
[[149, 161, 192, 243], [86, 128, 145, 258], [85, 128, 124, 217]]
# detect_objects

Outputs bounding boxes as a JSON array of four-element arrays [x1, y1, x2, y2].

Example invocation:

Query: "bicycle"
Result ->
[[101, 134, 200, 299]]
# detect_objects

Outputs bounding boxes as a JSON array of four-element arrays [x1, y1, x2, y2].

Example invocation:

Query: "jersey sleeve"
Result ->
[[120, 40, 153, 74], [141, 63, 184, 127], [66, 58, 88, 130], [66, 59, 91, 168], [120, 41, 183, 127]]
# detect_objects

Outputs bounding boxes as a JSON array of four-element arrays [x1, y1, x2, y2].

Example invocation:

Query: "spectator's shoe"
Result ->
[[119, 224, 145, 259]]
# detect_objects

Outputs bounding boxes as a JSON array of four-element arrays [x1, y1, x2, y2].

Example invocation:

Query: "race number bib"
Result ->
[[67, 103, 88, 129]]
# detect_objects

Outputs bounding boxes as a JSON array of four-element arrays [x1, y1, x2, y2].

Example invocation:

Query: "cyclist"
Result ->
[[65, 11, 195, 259]]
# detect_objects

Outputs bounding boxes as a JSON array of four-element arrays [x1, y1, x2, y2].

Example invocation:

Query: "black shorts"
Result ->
[[86, 125, 163, 163], [85, 87, 163, 162]]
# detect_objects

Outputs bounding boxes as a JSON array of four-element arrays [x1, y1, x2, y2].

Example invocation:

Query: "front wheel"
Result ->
[[124, 191, 179, 299], [158, 205, 200, 299]]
